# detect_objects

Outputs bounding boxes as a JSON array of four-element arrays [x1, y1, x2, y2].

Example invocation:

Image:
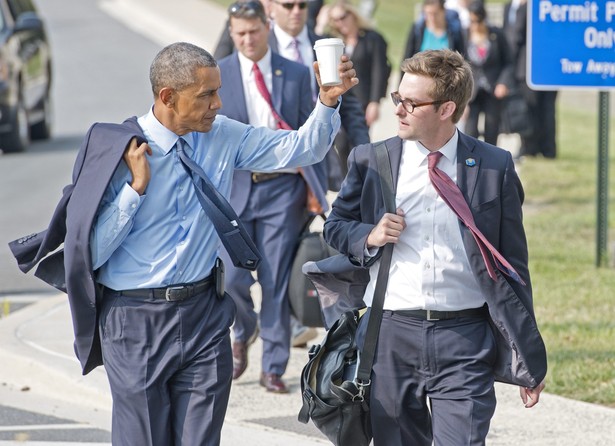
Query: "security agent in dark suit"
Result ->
[[9, 41, 359, 445], [268, 0, 370, 190], [322, 49, 547, 446], [214, 0, 371, 191], [216, 0, 323, 394]]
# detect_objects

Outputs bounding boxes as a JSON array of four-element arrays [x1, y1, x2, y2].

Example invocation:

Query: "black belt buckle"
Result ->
[[165, 285, 190, 302], [251, 172, 281, 183]]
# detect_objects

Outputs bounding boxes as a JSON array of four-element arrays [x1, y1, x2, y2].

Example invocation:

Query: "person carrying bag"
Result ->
[[298, 141, 393, 446]]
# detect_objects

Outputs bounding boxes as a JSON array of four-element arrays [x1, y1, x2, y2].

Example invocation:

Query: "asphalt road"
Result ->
[[0, 0, 158, 296]]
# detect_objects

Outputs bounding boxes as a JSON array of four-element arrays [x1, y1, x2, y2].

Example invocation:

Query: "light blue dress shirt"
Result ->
[[91, 101, 340, 290]]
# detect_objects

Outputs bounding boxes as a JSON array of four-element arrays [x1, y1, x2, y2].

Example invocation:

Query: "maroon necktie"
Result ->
[[251, 63, 322, 213], [252, 63, 292, 130], [427, 151, 525, 285]]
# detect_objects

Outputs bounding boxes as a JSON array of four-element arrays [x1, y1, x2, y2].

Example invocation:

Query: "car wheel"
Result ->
[[1, 95, 30, 153], [30, 93, 52, 140]]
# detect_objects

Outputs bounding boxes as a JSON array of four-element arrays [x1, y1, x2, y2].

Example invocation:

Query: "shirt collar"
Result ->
[[237, 48, 272, 79], [403, 129, 459, 167], [273, 24, 309, 51], [140, 106, 196, 156]]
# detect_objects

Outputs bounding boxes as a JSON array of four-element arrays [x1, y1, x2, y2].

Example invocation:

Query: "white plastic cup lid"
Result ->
[[313, 38, 344, 50]]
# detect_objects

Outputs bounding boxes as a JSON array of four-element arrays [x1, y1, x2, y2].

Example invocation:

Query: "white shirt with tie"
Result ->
[[237, 49, 276, 129], [272, 25, 316, 97], [362, 131, 486, 311]]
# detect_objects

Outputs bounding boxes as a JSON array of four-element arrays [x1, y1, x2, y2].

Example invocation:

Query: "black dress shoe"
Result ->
[[259, 372, 289, 394]]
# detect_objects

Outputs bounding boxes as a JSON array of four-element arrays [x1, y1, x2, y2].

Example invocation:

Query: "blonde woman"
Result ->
[[327, 1, 391, 128]]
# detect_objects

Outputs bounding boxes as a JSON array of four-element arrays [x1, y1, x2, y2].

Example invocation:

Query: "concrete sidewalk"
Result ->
[[2, 293, 615, 445], [2, 0, 615, 445]]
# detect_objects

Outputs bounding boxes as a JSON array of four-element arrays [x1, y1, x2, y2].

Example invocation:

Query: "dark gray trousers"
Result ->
[[363, 310, 497, 446], [220, 173, 307, 375], [100, 286, 235, 446]]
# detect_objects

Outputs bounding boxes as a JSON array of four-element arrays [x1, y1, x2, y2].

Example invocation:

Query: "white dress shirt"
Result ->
[[273, 25, 316, 97], [362, 131, 486, 311], [237, 49, 276, 129], [236, 49, 297, 174]]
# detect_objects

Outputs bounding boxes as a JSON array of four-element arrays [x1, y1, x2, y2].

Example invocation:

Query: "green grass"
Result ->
[[521, 105, 615, 407], [206, 0, 615, 407]]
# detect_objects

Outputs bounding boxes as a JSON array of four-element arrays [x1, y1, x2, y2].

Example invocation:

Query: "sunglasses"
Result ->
[[229, 0, 265, 16], [274, 1, 308, 11]]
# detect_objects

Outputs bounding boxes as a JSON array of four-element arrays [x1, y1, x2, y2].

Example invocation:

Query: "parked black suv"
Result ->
[[0, 0, 52, 153]]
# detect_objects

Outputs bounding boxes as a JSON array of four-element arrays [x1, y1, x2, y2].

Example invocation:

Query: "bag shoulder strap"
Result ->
[[357, 140, 395, 383]]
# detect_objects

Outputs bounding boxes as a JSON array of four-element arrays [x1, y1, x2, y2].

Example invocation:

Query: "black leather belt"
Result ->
[[251, 172, 295, 183], [119, 275, 213, 302], [390, 306, 487, 321]]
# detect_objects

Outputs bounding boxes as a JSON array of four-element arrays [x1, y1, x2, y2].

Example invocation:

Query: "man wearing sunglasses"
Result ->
[[268, 0, 370, 188], [213, 0, 370, 349], [321, 49, 547, 445], [214, 0, 370, 192]]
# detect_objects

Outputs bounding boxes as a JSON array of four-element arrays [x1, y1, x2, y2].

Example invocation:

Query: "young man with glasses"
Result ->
[[216, 0, 327, 394], [321, 49, 547, 446]]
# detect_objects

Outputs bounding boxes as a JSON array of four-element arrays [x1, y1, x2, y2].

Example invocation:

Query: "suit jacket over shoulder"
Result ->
[[9, 117, 146, 374]]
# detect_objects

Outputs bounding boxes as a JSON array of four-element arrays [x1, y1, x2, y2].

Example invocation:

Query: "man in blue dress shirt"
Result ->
[[86, 42, 355, 445]]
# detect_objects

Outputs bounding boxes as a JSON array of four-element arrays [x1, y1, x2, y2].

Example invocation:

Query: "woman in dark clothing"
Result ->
[[326, 0, 391, 128], [464, 1, 514, 145]]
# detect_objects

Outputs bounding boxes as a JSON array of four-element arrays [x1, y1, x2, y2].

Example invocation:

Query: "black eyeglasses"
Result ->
[[390, 91, 446, 114], [273, 1, 308, 10], [229, 0, 265, 16]]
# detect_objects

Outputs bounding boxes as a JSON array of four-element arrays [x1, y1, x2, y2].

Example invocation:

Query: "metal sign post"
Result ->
[[597, 92, 609, 266], [528, 0, 615, 267]]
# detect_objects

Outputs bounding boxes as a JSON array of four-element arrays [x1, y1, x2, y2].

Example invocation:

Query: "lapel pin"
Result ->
[[465, 158, 476, 167], [275, 69, 283, 76]]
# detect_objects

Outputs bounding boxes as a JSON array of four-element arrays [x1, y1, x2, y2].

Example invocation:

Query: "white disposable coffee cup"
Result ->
[[313, 38, 345, 86]]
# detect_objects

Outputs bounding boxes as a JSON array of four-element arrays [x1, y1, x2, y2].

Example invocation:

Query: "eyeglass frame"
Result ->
[[272, 1, 308, 11], [390, 91, 447, 114]]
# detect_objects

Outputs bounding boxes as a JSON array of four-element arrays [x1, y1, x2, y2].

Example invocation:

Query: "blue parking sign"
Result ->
[[529, 0, 615, 89]]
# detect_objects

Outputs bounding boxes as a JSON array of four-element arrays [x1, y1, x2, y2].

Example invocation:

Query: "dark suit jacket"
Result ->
[[348, 28, 391, 111], [217, 51, 328, 213], [9, 118, 146, 374], [318, 134, 547, 388], [466, 25, 514, 99], [503, 1, 528, 83]]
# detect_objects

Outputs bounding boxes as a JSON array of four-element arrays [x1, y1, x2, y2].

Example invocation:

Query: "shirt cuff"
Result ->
[[118, 182, 144, 216], [316, 94, 342, 112], [364, 245, 378, 257]]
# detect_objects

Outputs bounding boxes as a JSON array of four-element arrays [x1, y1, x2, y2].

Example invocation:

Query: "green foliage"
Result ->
[[521, 104, 615, 407]]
